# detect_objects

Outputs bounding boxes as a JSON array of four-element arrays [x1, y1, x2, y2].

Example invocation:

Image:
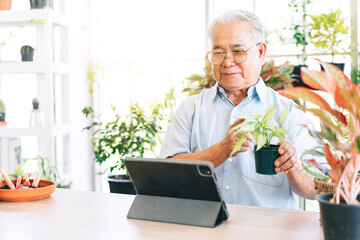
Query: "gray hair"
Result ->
[[207, 9, 265, 45]]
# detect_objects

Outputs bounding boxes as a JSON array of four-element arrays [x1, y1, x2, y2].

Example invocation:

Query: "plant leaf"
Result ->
[[230, 135, 247, 157], [255, 133, 267, 151], [302, 163, 328, 180], [261, 103, 276, 126], [279, 106, 289, 125], [356, 136, 360, 154]]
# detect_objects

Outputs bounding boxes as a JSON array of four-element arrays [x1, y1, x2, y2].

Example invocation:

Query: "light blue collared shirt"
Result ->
[[160, 78, 320, 209]]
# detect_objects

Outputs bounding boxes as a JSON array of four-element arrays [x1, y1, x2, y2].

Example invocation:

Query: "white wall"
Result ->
[[65, 0, 94, 190]]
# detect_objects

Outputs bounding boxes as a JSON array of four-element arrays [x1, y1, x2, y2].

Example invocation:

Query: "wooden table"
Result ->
[[0, 189, 323, 240]]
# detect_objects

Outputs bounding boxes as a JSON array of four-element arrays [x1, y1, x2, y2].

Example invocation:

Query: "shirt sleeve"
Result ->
[[159, 100, 194, 158]]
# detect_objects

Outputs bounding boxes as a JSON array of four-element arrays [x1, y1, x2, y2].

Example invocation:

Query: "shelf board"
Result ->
[[0, 124, 70, 138], [0, 62, 68, 74], [0, 9, 67, 26], [0, 126, 47, 137]]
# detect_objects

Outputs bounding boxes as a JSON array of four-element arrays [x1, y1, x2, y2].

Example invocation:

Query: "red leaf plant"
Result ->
[[278, 60, 360, 205]]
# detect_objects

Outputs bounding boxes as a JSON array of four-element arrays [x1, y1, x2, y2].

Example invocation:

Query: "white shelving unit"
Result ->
[[0, 8, 69, 175]]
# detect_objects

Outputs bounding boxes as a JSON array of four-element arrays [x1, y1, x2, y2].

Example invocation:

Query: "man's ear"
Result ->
[[258, 42, 267, 65]]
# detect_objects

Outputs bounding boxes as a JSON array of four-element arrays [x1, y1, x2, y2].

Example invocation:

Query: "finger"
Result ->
[[230, 118, 245, 129], [275, 156, 296, 173], [278, 139, 291, 155], [275, 148, 293, 167], [244, 132, 254, 141]]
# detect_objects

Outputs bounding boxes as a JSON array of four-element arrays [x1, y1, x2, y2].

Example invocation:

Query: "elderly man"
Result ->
[[159, 9, 319, 209]]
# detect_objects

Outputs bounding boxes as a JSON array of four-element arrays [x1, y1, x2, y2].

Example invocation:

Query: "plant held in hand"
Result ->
[[230, 103, 290, 157]]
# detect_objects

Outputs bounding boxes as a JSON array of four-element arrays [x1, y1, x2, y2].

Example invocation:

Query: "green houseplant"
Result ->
[[0, 99, 6, 123], [183, 60, 295, 95], [309, 8, 349, 68], [230, 103, 290, 175], [20, 45, 35, 61], [278, 61, 360, 239], [83, 101, 170, 194], [288, 0, 312, 64]]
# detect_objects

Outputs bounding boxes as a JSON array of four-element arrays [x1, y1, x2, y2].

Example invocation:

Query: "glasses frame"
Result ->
[[206, 42, 261, 65]]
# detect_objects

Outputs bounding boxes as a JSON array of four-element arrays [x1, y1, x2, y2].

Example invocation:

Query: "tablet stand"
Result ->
[[127, 194, 228, 228]]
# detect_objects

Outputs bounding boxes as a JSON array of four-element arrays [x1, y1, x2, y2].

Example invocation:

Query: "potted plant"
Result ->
[[20, 45, 35, 61], [0, 99, 6, 124], [278, 61, 360, 239], [0, 0, 12, 10], [183, 60, 295, 95], [83, 103, 166, 194], [260, 61, 294, 90], [230, 103, 290, 175], [309, 8, 349, 70]]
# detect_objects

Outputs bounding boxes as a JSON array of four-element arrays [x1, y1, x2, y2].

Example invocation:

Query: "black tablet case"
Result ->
[[124, 157, 229, 228]]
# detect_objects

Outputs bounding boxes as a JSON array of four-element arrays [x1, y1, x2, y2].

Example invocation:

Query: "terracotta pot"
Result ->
[[0, 0, 12, 10], [0, 179, 56, 202]]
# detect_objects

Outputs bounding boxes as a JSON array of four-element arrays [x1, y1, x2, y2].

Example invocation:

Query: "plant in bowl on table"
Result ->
[[230, 103, 290, 175], [0, 168, 56, 202], [278, 61, 360, 240]]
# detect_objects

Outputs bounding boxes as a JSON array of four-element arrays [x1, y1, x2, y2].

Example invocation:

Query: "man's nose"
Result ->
[[222, 52, 235, 66]]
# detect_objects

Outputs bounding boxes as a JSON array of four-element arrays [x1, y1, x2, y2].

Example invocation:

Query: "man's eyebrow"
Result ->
[[212, 44, 244, 49]]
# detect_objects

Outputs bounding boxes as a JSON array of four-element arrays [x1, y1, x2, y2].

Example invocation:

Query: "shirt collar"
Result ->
[[210, 77, 267, 103]]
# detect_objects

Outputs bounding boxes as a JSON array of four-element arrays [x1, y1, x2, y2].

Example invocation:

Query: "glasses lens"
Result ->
[[232, 51, 247, 63], [207, 52, 223, 65]]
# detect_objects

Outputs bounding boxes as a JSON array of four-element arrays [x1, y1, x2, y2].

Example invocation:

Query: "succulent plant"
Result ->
[[0, 99, 6, 112], [20, 45, 35, 53], [32, 98, 39, 110]]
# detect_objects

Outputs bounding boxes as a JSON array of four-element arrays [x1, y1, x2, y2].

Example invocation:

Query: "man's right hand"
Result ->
[[220, 118, 254, 157]]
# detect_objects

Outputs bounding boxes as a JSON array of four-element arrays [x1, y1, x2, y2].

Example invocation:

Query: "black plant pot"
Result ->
[[291, 65, 312, 88], [254, 144, 279, 175], [0, 112, 5, 122], [320, 63, 345, 72], [21, 51, 34, 61], [316, 193, 360, 240], [30, 0, 48, 9], [107, 174, 136, 195]]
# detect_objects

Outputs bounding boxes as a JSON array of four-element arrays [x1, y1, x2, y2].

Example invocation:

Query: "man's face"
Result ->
[[211, 20, 266, 92]]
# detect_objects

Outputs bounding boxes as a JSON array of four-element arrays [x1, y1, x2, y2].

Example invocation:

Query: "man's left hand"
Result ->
[[274, 140, 301, 175]]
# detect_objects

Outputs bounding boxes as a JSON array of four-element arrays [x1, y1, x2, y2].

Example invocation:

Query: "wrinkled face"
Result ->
[[211, 20, 266, 92]]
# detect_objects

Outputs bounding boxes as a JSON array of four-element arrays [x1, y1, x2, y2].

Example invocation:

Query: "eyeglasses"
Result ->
[[206, 42, 261, 65]]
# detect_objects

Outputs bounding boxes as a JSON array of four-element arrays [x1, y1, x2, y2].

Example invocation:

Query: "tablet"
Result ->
[[124, 157, 229, 227]]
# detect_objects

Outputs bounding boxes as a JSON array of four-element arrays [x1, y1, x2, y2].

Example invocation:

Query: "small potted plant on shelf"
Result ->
[[82, 100, 170, 194], [30, 0, 49, 9], [0, 99, 6, 125], [0, 0, 12, 10], [20, 45, 35, 61], [230, 103, 290, 175], [278, 61, 360, 240], [309, 8, 349, 71]]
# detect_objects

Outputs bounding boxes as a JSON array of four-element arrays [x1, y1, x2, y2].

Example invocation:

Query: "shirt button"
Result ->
[[228, 159, 232, 163], [225, 186, 230, 190]]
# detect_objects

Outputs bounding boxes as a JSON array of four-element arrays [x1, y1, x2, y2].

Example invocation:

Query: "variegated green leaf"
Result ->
[[302, 164, 328, 180], [261, 103, 276, 126], [230, 135, 247, 157], [279, 106, 289, 125], [255, 133, 267, 151], [234, 122, 256, 134]]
